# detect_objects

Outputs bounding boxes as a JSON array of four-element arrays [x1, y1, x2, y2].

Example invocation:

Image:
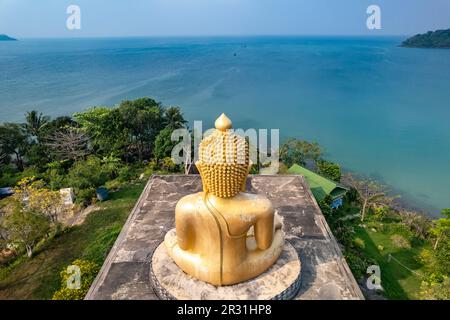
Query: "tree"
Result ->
[[164, 106, 187, 129], [45, 128, 89, 161], [1, 199, 49, 258], [154, 127, 178, 161], [25, 116, 77, 168], [67, 156, 111, 191], [74, 107, 126, 158], [398, 210, 432, 240], [0, 150, 8, 165], [154, 107, 187, 163], [317, 159, 341, 182], [0, 123, 29, 171], [74, 98, 168, 162], [23, 110, 50, 140], [342, 173, 393, 222], [40, 116, 77, 137], [430, 209, 450, 250], [280, 138, 322, 168], [118, 98, 165, 162], [14, 177, 64, 225]]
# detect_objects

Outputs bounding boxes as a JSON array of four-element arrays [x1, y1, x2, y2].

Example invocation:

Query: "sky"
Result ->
[[0, 0, 449, 38]]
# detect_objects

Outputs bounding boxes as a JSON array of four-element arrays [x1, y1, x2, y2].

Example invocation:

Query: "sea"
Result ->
[[0, 36, 449, 217]]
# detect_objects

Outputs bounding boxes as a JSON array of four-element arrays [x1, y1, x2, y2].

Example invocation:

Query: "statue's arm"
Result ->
[[254, 202, 275, 250], [175, 199, 194, 250]]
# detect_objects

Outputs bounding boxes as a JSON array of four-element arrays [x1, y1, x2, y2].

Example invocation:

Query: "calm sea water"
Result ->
[[0, 37, 449, 216]]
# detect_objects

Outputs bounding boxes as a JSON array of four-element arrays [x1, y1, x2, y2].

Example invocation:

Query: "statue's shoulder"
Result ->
[[239, 193, 274, 215], [175, 192, 203, 213]]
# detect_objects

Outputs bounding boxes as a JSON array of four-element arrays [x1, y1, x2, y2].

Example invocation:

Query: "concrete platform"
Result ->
[[86, 175, 364, 300], [151, 239, 301, 300]]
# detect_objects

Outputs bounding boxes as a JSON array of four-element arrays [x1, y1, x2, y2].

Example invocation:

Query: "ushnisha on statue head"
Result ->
[[195, 113, 251, 198]]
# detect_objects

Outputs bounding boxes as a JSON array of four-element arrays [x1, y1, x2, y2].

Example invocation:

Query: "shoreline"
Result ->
[[340, 168, 440, 219]]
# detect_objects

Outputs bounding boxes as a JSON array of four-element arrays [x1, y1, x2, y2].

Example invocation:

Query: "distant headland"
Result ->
[[401, 29, 450, 48], [0, 34, 17, 41]]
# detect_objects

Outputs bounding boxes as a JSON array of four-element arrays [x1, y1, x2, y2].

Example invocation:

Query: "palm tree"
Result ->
[[164, 106, 187, 129], [24, 110, 50, 139]]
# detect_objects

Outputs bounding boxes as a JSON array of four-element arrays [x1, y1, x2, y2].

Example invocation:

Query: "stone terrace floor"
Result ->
[[86, 175, 364, 300]]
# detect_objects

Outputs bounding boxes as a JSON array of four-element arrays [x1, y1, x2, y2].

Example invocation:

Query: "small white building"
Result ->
[[60, 188, 75, 206]]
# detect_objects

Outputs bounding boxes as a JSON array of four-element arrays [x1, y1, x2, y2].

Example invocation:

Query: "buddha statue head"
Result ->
[[195, 113, 250, 198]]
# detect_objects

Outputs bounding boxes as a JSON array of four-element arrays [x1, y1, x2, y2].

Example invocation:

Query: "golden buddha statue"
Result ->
[[164, 113, 284, 286]]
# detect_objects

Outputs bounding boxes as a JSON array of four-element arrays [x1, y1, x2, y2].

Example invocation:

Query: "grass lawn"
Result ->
[[354, 224, 428, 299], [0, 181, 145, 300], [329, 203, 429, 299]]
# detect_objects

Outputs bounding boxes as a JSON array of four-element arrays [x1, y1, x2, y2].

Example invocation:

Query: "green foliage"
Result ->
[[40, 116, 76, 137], [390, 234, 411, 249], [25, 143, 51, 168], [318, 195, 333, 217], [154, 127, 177, 161], [164, 106, 187, 129], [345, 187, 358, 203], [373, 205, 389, 220], [1, 199, 49, 258], [383, 221, 413, 239], [73, 107, 127, 158], [159, 157, 180, 173], [342, 173, 393, 222], [442, 208, 450, 218], [0, 164, 17, 182], [1, 97, 187, 189], [0, 166, 42, 188], [0, 182, 145, 299], [118, 98, 166, 161], [26, 116, 77, 170], [0, 123, 29, 171], [74, 98, 171, 161], [104, 179, 122, 191], [335, 224, 355, 247], [43, 170, 66, 191], [353, 237, 365, 249], [402, 29, 450, 48], [344, 250, 372, 279], [430, 209, 450, 251], [434, 240, 450, 274], [398, 210, 432, 240], [420, 276, 450, 300], [67, 156, 112, 194], [277, 162, 289, 174], [103, 165, 140, 191], [119, 165, 140, 181], [317, 159, 341, 182], [23, 110, 50, 139], [100, 156, 122, 177], [249, 164, 260, 174], [0, 224, 9, 263], [74, 188, 96, 206], [279, 138, 322, 168], [366, 220, 384, 233], [52, 259, 100, 300], [82, 226, 122, 265]]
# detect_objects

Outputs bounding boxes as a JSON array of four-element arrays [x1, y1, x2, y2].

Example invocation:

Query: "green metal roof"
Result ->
[[288, 164, 348, 202]]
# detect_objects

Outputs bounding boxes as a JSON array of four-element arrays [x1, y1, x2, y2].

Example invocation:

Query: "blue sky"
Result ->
[[1, 0, 449, 38]]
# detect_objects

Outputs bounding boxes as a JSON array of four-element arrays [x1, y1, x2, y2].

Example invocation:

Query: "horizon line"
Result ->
[[7, 33, 410, 40]]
